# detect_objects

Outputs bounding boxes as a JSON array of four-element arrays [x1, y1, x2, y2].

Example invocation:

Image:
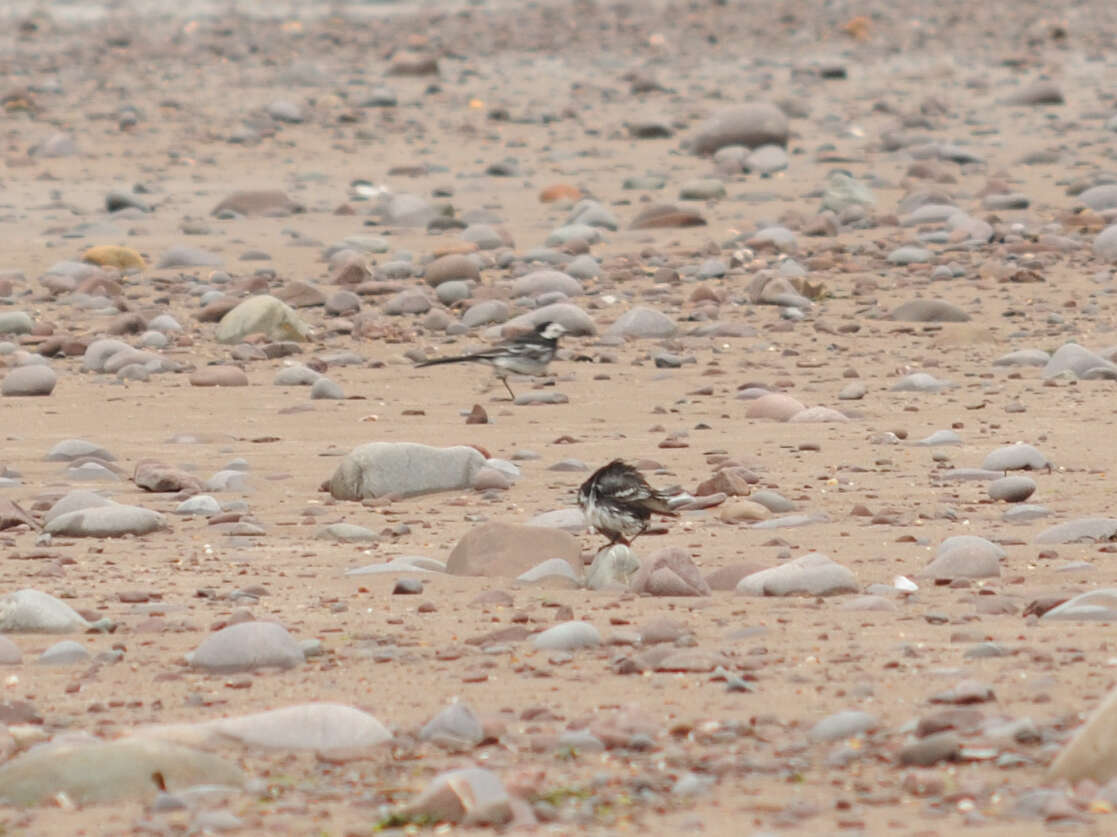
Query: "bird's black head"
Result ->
[[535, 321, 566, 341]]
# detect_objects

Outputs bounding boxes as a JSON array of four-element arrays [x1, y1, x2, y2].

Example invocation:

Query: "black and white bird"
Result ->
[[415, 321, 565, 399], [577, 459, 688, 547]]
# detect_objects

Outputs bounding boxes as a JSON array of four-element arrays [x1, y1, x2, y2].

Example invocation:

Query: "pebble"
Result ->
[[982, 443, 1049, 471], [446, 521, 580, 577], [737, 553, 857, 596], [604, 306, 677, 338], [419, 702, 484, 749], [988, 475, 1037, 502], [1, 366, 56, 396], [1035, 518, 1117, 544], [45, 504, 166, 538], [38, 640, 90, 665], [186, 621, 304, 673], [689, 103, 790, 155], [0, 589, 90, 633], [808, 710, 879, 742], [326, 442, 486, 501], [532, 621, 602, 651]]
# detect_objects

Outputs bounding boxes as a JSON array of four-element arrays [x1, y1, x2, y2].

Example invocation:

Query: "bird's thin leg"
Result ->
[[502, 377, 516, 400]]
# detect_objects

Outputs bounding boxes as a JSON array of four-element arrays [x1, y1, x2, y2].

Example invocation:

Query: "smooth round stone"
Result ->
[[187, 621, 304, 673], [174, 495, 222, 516], [383, 289, 431, 315], [746, 144, 789, 174], [38, 640, 90, 665], [66, 462, 119, 481], [317, 523, 378, 542], [2, 366, 56, 396], [435, 280, 471, 305], [993, 349, 1050, 367], [544, 223, 601, 247], [749, 490, 794, 513], [461, 224, 503, 250], [139, 331, 169, 349], [532, 621, 602, 651], [512, 270, 581, 298], [808, 710, 878, 742], [0, 635, 21, 664], [461, 299, 509, 328], [309, 377, 344, 400], [517, 558, 580, 585], [567, 200, 619, 230], [982, 443, 1049, 471], [0, 311, 33, 335], [189, 366, 249, 387], [325, 290, 360, 316], [745, 393, 805, 421], [604, 306, 676, 338], [1003, 504, 1051, 522], [157, 245, 223, 268], [274, 365, 321, 386], [989, 476, 1037, 503], [148, 314, 183, 333], [892, 372, 951, 392], [679, 179, 726, 200], [392, 578, 424, 595], [891, 299, 969, 322], [887, 246, 932, 265], [565, 254, 600, 279], [1093, 225, 1117, 262], [697, 258, 727, 278]]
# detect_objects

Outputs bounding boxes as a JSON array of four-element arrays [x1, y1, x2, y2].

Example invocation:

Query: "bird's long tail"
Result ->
[[415, 354, 487, 367]]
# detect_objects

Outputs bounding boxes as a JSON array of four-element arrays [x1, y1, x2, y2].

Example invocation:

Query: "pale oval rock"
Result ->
[[1096, 225, 1117, 262], [419, 702, 484, 750], [512, 269, 582, 298], [38, 640, 90, 665], [745, 393, 805, 421], [2, 366, 56, 396], [737, 552, 857, 596], [1043, 343, 1117, 379], [1042, 589, 1117, 622], [187, 621, 304, 673], [501, 302, 597, 336], [135, 703, 391, 760], [400, 767, 512, 826], [0, 589, 90, 633], [532, 620, 602, 650], [189, 366, 249, 387], [585, 544, 641, 590], [809, 710, 879, 742], [44, 504, 166, 538], [690, 103, 789, 155], [1049, 685, 1117, 783], [447, 521, 581, 577], [605, 306, 676, 338], [216, 295, 310, 344], [517, 558, 580, 585], [1035, 518, 1117, 544], [0, 738, 244, 806], [922, 546, 1001, 580], [788, 406, 848, 423], [326, 442, 487, 501], [989, 476, 1037, 503], [982, 443, 1049, 471]]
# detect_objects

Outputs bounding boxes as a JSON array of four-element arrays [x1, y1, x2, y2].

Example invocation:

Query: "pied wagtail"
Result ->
[[415, 320, 565, 399], [577, 459, 689, 547]]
